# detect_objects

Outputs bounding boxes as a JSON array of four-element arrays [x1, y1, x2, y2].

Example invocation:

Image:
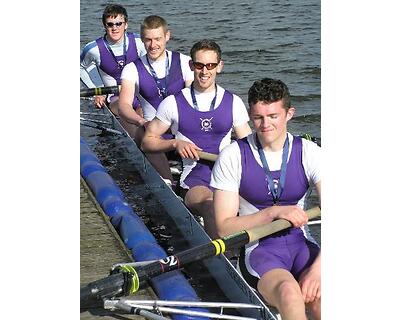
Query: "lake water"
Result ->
[[80, 0, 320, 138]]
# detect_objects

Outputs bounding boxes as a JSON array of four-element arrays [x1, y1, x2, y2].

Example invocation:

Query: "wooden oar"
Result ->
[[80, 207, 320, 308], [80, 85, 120, 97], [198, 151, 218, 162]]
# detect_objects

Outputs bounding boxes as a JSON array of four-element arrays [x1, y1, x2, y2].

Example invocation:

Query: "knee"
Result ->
[[109, 101, 119, 116], [187, 200, 213, 218], [185, 191, 213, 215], [276, 280, 302, 305]]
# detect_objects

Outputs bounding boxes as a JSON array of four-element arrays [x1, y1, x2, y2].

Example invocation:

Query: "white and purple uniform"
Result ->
[[156, 85, 249, 190], [80, 32, 146, 107], [121, 51, 193, 121], [210, 132, 320, 287]]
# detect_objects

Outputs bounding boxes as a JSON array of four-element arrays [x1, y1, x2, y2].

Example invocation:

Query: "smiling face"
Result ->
[[142, 26, 170, 61], [104, 14, 127, 43], [250, 100, 295, 150], [190, 49, 223, 93]]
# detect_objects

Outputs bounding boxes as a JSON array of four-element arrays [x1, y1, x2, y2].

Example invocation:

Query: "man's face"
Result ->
[[190, 49, 223, 92], [250, 100, 294, 146], [142, 27, 170, 61], [104, 14, 127, 43]]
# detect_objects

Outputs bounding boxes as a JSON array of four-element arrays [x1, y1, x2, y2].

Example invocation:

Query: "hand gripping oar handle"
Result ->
[[80, 85, 121, 97], [247, 206, 321, 242], [80, 207, 321, 306]]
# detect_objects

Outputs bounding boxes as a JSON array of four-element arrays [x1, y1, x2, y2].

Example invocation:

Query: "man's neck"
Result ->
[[192, 81, 217, 94], [257, 132, 288, 152], [105, 34, 125, 45], [147, 50, 167, 63]]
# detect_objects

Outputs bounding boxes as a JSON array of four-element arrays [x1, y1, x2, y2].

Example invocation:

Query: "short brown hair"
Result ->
[[102, 4, 128, 25], [140, 15, 168, 37], [190, 39, 222, 62], [248, 78, 291, 110]]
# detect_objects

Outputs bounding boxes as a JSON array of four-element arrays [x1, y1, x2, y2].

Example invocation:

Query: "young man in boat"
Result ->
[[210, 78, 321, 320], [118, 15, 194, 182], [141, 39, 252, 239], [80, 4, 146, 115]]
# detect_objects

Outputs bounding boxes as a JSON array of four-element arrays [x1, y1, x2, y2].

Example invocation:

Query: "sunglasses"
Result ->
[[192, 61, 219, 70], [105, 21, 125, 28]]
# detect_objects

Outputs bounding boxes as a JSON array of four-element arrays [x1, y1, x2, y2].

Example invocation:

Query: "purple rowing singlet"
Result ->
[[175, 90, 233, 188], [135, 51, 185, 110]]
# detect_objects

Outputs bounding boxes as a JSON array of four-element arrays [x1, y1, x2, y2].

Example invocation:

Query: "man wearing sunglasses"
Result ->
[[118, 15, 194, 182], [141, 39, 251, 239], [80, 4, 146, 114]]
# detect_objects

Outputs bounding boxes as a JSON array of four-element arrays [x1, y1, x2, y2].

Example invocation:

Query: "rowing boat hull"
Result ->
[[81, 106, 280, 320]]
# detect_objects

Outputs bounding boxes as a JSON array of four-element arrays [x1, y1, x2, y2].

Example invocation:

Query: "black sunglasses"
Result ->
[[192, 61, 219, 70], [105, 21, 125, 28]]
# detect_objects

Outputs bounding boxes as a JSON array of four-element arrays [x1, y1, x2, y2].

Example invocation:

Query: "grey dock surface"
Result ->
[[80, 177, 158, 319]]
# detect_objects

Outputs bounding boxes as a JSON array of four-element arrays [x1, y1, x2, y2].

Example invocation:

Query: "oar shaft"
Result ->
[[80, 117, 111, 125], [133, 207, 321, 279], [81, 207, 320, 305], [198, 151, 218, 162], [80, 85, 120, 97], [80, 272, 126, 309], [80, 121, 125, 136]]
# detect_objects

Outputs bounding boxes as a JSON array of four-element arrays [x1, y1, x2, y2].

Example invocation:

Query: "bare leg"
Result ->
[[109, 98, 143, 118], [109, 100, 119, 116], [258, 269, 307, 320], [307, 299, 321, 320], [184, 186, 218, 239]]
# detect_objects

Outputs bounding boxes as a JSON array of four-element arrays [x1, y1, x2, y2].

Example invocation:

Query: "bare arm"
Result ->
[[141, 119, 176, 152], [118, 79, 147, 126], [80, 55, 107, 108], [233, 122, 252, 140], [213, 189, 309, 238], [298, 180, 321, 302], [142, 119, 202, 160], [315, 180, 321, 206]]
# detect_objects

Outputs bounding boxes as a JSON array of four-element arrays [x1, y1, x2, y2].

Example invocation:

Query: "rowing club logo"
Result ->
[[117, 59, 125, 70], [200, 117, 213, 132], [160, 256, 179, 267]]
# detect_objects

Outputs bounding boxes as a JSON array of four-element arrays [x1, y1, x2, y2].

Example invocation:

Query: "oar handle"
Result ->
[[80, 85, 121, 97], [247, 207, 321, 243], [198, 151, 218, 162]]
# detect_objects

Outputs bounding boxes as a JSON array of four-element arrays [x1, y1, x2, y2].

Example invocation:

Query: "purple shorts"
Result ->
[[239, 228, 319, 287], [182, 161, 215, 190]]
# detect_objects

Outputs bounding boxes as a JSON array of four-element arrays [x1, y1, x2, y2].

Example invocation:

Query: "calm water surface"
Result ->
[[80, 0, 320, 137]]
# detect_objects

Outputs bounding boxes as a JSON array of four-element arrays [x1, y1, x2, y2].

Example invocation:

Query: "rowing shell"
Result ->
[[80, 104, 283, 320]]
